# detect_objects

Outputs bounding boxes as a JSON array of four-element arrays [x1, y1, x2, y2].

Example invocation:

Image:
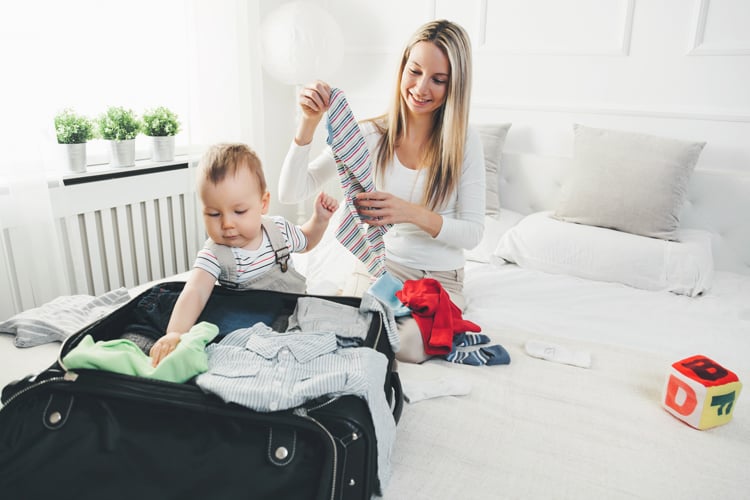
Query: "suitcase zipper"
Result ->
[[373, 314, 384, 350], [309, 397, 379, 498], [306, 395, 340, 413], [296, 407, 338, 500], [0, 371, 78, 411]]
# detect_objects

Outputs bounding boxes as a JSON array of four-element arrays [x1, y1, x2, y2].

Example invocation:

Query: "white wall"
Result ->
[[2, 0, 748, 313], [258, 0, 750, 223]]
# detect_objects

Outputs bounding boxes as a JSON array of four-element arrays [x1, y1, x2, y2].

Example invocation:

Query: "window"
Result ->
[[0, 0, 191, 170]]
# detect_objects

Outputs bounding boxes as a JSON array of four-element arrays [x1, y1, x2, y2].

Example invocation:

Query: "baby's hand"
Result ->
[[314, 192, 339, 221], [149, 331, 182, 367]]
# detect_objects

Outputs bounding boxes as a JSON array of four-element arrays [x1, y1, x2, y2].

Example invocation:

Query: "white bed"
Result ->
[[303, 126, 750, 498], [382, 136, 750, 499], [1, 126, 749, 499]]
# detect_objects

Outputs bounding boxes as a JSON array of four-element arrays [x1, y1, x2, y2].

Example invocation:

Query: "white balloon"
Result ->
[[260, 2, 345, 85]]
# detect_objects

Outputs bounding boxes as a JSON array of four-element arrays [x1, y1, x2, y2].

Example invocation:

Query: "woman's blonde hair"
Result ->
[[197, 143, 267, 195], [372, 19, 472, 210]]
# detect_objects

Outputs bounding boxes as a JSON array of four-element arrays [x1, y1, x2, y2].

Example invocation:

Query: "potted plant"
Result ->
[[142, 106, 180, 162], [54, 109, 95, 173], [97, 106, 141, 167]]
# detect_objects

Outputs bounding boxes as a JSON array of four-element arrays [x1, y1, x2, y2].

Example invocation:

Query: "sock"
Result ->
[[401, 376, 472, 403], [453, 333, 491, 348], [524, 340, 591, 368], [444, 344, 511, 366]]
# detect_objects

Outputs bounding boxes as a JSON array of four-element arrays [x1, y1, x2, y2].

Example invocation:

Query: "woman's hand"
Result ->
[[299, 80, 331, 118], [354, 191, 409, 225], [149, 331, 182, 367], [295, 80, 331, 145], [354, 191, 443, 237]]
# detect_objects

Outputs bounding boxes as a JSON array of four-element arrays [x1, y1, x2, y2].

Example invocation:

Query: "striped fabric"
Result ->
[[0, 288, 131, 347], [195, 322, 396, 488], [326, 88, 389, 277]]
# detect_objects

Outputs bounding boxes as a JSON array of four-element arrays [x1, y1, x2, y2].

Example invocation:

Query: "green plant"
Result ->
[[97, 106, 141, 140], [54, 109, 95, 144], [142, 106, 181, 137]]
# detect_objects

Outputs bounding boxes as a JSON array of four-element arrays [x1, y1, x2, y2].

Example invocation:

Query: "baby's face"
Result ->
[[200, 167, 269, 250]]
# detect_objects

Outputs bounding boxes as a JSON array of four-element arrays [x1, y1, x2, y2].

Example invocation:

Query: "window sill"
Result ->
[[47, 153, 202, 187]]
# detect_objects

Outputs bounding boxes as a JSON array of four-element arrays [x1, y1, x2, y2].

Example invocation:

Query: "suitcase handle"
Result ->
[[390, 372, 404, 424]]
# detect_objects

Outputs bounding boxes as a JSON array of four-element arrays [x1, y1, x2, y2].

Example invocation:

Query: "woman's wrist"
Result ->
[[410, 204, 443, 238], [295, 117, 320, 146]]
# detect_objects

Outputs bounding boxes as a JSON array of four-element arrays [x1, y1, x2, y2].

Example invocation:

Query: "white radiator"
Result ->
[[0, 163, 202, 319], [50, 165, 203, 297]]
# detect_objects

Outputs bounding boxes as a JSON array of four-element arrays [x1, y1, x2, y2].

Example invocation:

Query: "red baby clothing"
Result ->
[[396, 278, 481, 355]]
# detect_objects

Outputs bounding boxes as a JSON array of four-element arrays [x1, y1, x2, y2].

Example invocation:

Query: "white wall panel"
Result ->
[[470, 104, 750, 169], [328, 0, 435, 53], [435, 0, 482, 40], [258, 0, 750, 225], [481, 0, 634, 55], [689, 0, 750, 55]]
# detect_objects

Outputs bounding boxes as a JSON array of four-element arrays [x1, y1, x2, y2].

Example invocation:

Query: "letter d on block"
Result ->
[[662, 355, 743, 430], [664, 374, 698, 416]]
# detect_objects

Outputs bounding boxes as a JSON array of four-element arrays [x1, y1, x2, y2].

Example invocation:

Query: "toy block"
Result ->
[[662, 355, 742, 429]]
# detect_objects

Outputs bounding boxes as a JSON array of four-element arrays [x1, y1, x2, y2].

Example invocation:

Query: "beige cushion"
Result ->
[[554, 124, 705, 240], [475, 123, 512, 217]]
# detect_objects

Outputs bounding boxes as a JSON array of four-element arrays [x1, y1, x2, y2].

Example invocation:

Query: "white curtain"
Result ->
[[0, 4, 68, 314], [0, 0, 264, 315]]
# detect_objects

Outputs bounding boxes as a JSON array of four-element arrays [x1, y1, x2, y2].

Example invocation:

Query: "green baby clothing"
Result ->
[[62, 322, 219, 383]]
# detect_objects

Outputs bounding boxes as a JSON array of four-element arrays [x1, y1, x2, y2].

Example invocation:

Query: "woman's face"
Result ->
[[400, 41, 450, 118]]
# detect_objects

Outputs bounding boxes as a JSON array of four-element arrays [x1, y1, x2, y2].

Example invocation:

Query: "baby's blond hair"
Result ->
[[197, 143, 267, 194]]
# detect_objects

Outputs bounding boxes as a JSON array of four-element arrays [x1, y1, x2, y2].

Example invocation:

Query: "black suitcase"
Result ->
[[0, 282, 403, 500]]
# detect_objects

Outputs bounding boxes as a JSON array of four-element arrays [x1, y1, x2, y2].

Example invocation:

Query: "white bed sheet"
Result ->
[[463, 262, 750, 371], [384, 262, 750, 499]]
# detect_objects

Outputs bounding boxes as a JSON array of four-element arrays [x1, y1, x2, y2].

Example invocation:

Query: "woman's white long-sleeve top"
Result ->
[[279, 121, 485, 271]]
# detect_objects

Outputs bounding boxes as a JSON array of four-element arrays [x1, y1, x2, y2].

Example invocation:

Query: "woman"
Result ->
[[279, 19, 485, 363]]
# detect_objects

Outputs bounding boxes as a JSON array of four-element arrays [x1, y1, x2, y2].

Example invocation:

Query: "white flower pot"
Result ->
[[151, 135, 175, 162], [63, 143, 87, 173], [110, 139, 136, 168]]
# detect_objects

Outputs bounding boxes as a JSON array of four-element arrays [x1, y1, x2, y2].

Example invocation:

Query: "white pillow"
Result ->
[[465, 209, 524, 263], [475, 123, 512, 217], [494, 212, 713, 296], [554, 124, 705, 240]]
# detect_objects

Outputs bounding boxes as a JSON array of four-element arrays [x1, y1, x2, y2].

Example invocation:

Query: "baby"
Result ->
[[150, 142, 338, 366]]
